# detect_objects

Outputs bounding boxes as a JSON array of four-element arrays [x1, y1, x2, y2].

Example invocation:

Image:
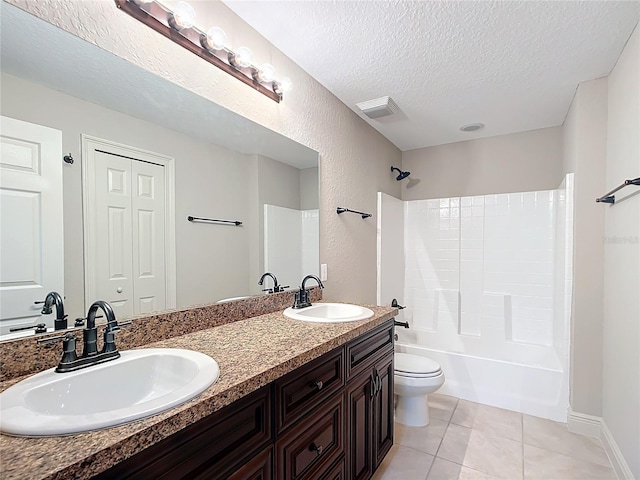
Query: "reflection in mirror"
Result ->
[[264, 205, 319, 290], [0, 3, 319, 337]]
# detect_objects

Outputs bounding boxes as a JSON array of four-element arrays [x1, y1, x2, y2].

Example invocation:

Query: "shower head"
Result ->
[[391, 166, 411, 181]]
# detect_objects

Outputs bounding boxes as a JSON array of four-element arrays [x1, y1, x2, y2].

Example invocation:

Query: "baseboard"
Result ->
[[567, 407, 602, 438], [601, 421, 636, 480], [568, 407, 635, 480]]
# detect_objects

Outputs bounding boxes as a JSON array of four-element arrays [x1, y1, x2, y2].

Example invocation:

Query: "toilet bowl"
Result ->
[[394, 352, 445, 427]]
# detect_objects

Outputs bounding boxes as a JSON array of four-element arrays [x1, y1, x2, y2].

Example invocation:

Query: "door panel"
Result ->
[[0, 116, 63, 333], [132, 160, 166, 312], [373, 356, 394, 469], [346, 371, 373, 480], [94, 152, 134, 318]]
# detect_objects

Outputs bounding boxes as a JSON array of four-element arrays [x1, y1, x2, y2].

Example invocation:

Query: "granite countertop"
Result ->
[[0, 305, 396, 480]]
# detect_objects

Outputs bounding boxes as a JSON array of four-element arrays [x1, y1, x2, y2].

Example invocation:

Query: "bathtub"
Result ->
[[395, 341, 569, 422]]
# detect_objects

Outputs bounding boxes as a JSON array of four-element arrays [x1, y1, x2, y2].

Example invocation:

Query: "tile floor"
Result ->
[[372, 394, 617, 480]]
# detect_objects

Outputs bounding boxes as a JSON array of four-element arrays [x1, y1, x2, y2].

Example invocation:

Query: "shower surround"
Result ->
[[377, 174, 574, 421]]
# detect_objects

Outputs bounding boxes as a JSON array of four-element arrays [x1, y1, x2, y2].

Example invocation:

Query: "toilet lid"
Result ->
[[395, 353, 442, 375]]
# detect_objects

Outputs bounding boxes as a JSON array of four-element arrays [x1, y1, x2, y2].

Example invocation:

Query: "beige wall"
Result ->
[[300, 167, 320, 210], [401, 127, 564, 200], [602, 26, 639, 478], [6, 0, 402, 305], [562, 78, 609, 418], [0, 73, 313, 315]]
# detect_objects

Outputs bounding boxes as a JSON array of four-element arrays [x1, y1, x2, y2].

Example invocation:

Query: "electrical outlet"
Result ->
[[320, 263, 328, 281]]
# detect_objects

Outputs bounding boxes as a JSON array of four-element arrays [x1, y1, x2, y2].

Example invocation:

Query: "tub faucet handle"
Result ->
[[391, 298, 406, 310]]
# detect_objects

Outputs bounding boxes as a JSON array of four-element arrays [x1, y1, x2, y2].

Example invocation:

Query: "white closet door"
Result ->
[[132, 160, 166, 314], [84, 136, 173, 319], [0, 116, 63, 333], [93, 151, 134, 319]]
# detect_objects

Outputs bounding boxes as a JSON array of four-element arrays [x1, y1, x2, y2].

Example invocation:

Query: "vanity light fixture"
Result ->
[[115, 0, 292, 103]]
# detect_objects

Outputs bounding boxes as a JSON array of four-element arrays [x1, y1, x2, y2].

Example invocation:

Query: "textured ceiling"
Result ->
[[224, 0, 640, 150]]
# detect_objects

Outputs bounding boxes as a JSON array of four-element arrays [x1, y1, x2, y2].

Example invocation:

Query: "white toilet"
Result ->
[[394, 352, 445, 427]]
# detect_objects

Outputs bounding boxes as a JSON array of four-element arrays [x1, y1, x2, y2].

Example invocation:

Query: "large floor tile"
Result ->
[[438, 424, 523, 479], [429, 393, 459, 422], [522, 414, 611, 468], [396, 419, 448, 455], [437, 423, 474, 465], [458, 467, 503, 480], [372, 444, 434, 480], [451, 400, 522, 442], [428, 457, 501, 480], [427, 457, 463, 480], [524, 444, 617, 479]]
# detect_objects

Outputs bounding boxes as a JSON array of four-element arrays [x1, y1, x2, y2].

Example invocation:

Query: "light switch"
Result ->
[[320, 263, 328, 281]]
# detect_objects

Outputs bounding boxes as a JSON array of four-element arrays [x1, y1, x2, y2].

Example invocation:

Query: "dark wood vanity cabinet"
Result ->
[[345, 322, 395, 479], [93, 385, 273, 480], [93, 319, 394, 480]]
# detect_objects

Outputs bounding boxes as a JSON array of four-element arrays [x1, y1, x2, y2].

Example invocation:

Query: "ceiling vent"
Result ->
[[356, 96, 399, 119]]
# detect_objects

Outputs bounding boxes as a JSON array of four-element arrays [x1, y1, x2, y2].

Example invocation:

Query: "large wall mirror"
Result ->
[[0, 3, 319, 335]]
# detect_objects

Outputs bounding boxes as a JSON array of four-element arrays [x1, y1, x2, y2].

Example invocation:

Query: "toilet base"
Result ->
[[395, 394, 430, 427]]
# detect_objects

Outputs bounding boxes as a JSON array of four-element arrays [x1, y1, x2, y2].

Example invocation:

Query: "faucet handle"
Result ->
[[107, 320, 132, 333], [102, 320, 131, 353], [60, 333, 78, 364], [37, 331, 71, 344]]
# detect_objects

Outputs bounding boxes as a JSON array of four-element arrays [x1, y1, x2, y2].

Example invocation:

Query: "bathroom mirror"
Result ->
[[0, 3, 319, 335]]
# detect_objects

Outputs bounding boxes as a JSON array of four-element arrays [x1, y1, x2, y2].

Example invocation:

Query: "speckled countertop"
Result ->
[[0, 305, 396, 480]]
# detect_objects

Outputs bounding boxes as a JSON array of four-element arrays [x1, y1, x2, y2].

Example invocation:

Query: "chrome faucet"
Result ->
[[35, 291, 67, 330], [292, 275, 324, 309], [41, 300, 124, 373], [258, 272, 288, 293]]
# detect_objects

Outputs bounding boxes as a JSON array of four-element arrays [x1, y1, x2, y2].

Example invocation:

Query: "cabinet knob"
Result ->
[[116, 287, 123, 293], [313, 380, 323, 391], [309, 443, 323, 456]]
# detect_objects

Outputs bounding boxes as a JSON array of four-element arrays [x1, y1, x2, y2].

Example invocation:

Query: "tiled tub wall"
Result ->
[[400, 178, 573, 365]]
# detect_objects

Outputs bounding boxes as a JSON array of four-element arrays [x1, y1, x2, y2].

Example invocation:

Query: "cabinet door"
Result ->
[[346, 370, 374, 480], [373, 354, 394, 469]]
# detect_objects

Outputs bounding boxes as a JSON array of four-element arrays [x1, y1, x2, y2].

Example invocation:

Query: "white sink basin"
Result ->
[[283, 303, 374, 323], [216, 295, 253, 303], [0, 348, 219, 437]]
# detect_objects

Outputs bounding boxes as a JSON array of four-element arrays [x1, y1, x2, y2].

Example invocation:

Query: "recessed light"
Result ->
[[460, 123, 484, 132]]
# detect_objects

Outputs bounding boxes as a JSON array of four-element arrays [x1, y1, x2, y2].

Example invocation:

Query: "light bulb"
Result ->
[[257, 64, 276, 83], [203, 26, 227, 51], [279, 76, 293, 93], [171, 1, 196, 30], [234, 46, 253, 68]]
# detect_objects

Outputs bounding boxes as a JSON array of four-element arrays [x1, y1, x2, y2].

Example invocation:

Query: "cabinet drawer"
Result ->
[[227, 446, 272, 480], [275, 347, 344, 433], [94, 386, 272, 480], [346, 320, 394, 380], [276, 393, 345, 480], [319, 456, 346, 480]]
